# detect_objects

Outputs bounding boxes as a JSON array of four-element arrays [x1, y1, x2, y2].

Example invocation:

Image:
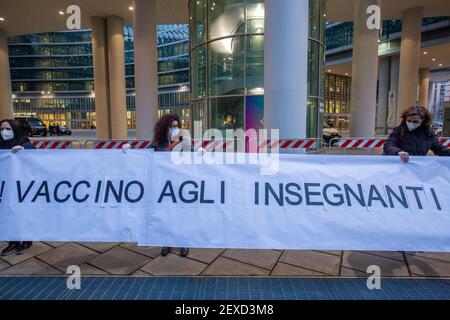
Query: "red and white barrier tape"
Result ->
[[193, 139, 319, 152], [439, 138, 450, 147], [93, 140, 152, 149], [31, 140, 72, 149], [258, 139, 318, 150], [337, 138, 386, 149], [193, 140, 237, 152]]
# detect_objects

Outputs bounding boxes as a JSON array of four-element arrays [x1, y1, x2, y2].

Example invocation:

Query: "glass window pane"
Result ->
[[208, 36, 245, 96], [246, 0, 265, 34], [208, 0, 245, 40], [190, 0, 207, 47], [208, 96, 244, 131], [246, 35, 264, 90]]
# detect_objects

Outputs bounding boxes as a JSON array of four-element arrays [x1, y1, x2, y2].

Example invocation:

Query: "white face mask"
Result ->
[[1, 129, 14, 141], [406, 121, 421, 131], [168, 127, 180, 140]]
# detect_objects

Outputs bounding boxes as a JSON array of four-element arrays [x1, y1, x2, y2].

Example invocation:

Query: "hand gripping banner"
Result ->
[[1, 150, 450, 252]]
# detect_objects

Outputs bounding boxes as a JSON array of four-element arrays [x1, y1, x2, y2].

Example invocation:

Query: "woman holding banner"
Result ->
[[0, 119, 35, 256], [150, 114, 190, 258], [384, 106, 450, 163]]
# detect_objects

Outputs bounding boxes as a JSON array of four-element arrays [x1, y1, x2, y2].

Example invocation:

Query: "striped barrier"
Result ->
[[439, 138, 450, 147], [84, 138, 324, 153], [328, 137, 387, 155], [257, 139, 319, 151], [30, 140, 78, 149], [85, 140, 153, 149], [192, 140, 238, 152], [331, 137, 450, 149], [190, 138, 323, 153], [334, 138, 387, 149]]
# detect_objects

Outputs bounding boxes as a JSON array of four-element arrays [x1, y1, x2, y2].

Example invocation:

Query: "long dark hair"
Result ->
[[152, 114, 181, 147], [0, 119, 27, 148]]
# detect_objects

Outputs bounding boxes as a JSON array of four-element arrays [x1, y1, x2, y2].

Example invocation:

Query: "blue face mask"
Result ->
[[1, 129, 14, 141]]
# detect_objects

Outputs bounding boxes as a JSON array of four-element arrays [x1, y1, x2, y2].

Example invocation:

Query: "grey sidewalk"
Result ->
[[1, 242, 449, 278]]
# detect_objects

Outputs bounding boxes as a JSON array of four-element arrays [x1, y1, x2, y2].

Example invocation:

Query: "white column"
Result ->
[[418, 67, 430, 108], [0, 29, 13, 120], [134, 0, 158, 139], [264, 0, 309, 139], [107, 16, 128, 139], [349, 0, 380, 137], [91, 17, 111, 139], [396, 7, 423, 122], [377, 56, 390, 135]]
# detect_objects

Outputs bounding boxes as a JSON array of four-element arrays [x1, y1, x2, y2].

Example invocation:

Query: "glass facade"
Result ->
[[8, 25, 191, 129], [324, 73, 351, 130], [324, 17, 450, 132], [189, 0, 326, 138], [325, 17, 450, 51]]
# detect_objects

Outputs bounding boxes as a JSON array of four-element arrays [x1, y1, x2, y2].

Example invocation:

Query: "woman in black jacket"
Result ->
[[151, 114, 189, 258], [0, 119, 35, 256], [383, 106, 450, 162]]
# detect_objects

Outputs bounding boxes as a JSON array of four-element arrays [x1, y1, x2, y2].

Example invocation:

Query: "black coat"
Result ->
[[383, 123, 450, 156], [0, 137, 35, 150]]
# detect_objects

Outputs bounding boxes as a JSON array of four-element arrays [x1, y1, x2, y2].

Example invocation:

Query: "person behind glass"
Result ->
[[151, 114, 189, 257], [383, 106, 450, 162], [0, 119, 35, 256]]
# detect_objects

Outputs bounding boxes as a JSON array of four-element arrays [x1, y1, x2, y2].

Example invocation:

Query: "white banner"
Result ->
[[0, 150, 151, 242], [1, 150, 450, 251]]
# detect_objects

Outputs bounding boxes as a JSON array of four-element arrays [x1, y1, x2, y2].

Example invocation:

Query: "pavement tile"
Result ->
[[342, 251, 409, 276], [37, 243, 98, 272], [222, 249, 281, 270], [88, 246, 151, 275], [406, 254, 450, 277], [202, 257, 269, 276], [0, 242, 53, 265], [0, 258, 61, 275], [340, 267, 369, 277], [78, 263, 109, 275], [406, 252, 450, 263], [43, 242, 67, 248], [120, 243, 162, 258], [358, 251, 405, 261], [318, 250, 342, 257], [271, 262, 325, 276], [179, 248, 224, 264], [131, 270, 152, 277], [141, 254, 208, 276], [77, 242, 121, 253], [279, 250, 341, 275], [0, 259, 10, 272]]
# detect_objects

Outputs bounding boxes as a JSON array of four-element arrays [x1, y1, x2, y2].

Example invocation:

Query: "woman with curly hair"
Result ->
[[383, 105, 450, 162], [151, 114, 182, 151], [151, 114, 189, 257]]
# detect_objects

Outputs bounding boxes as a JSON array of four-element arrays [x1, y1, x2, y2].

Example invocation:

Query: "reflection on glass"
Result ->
[[208, 0, 245, 40], [208, 37, 245, 96], [209, 96, 244, 131], [189, 0, 326, 138]]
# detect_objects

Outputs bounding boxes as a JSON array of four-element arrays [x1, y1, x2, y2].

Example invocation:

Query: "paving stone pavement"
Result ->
[[0, 242, 449, 277]]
